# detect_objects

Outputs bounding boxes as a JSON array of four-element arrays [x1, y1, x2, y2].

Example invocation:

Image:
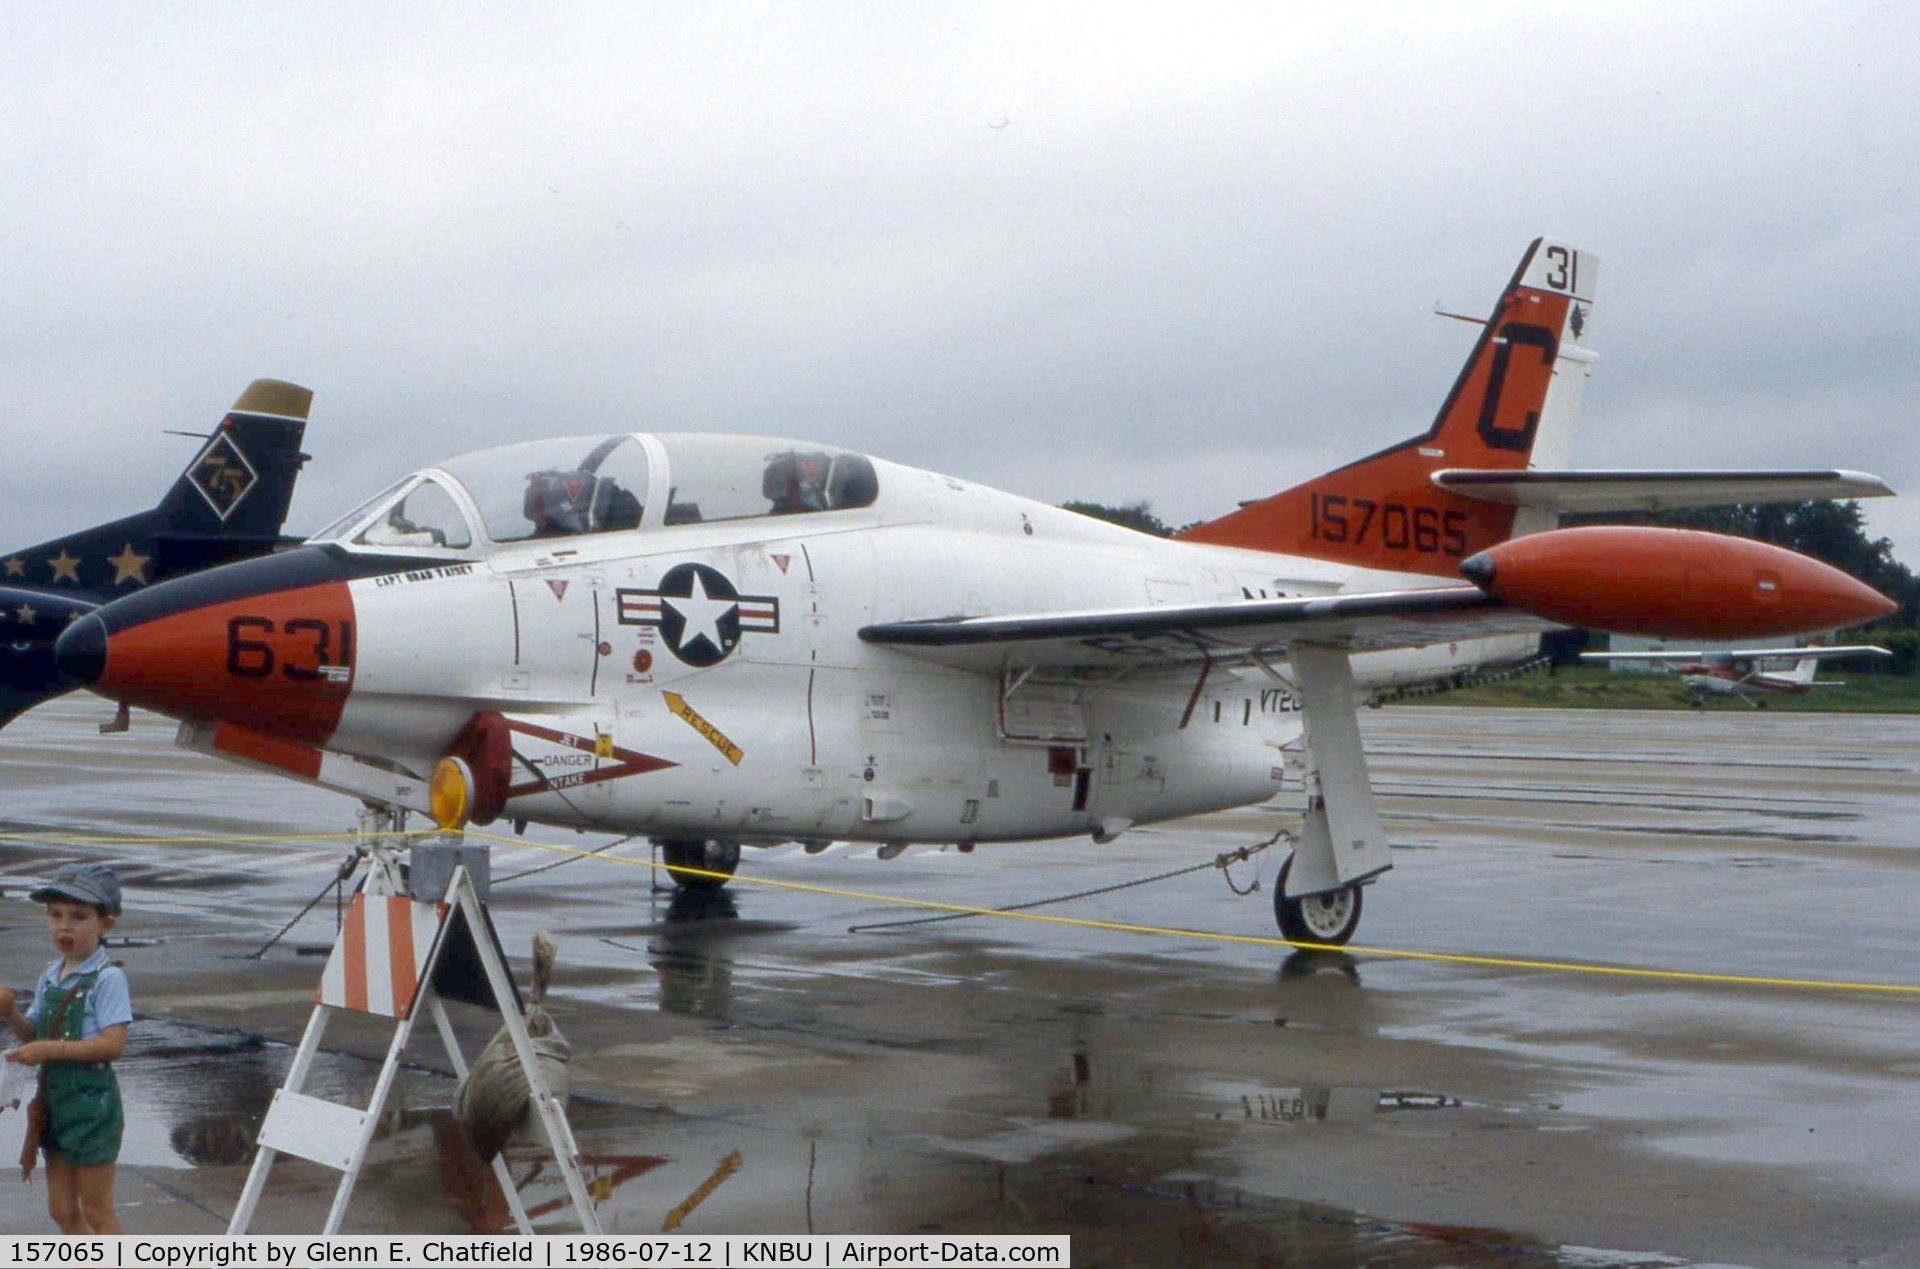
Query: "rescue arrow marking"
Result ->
[[663, 691, 745, 766]]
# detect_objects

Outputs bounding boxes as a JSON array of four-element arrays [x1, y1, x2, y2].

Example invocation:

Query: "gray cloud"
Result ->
[[3, 4, 1915, 560]]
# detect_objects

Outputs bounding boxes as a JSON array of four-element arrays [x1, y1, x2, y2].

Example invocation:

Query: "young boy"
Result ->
[[1, 863, 131, 1235]]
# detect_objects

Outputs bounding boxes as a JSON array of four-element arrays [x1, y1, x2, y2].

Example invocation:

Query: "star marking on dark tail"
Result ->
[[47, 550, 80, 584], [107, 542, 152, 586]]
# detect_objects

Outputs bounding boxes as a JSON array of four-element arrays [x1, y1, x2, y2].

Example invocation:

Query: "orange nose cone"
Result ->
[[1466, 526, 1896, 640], [94, 581, 356, 745]]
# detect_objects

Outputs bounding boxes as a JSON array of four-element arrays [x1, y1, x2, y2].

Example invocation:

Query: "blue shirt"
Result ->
[[26, 949, 132, 1040]]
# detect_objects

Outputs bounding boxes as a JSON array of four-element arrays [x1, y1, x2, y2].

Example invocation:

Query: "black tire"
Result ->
[[1273, 854, 1363, 946], [659, 838, 741, 890]]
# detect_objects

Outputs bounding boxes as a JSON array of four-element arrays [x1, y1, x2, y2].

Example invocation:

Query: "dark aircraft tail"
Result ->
[[0, 378, 312, 729]]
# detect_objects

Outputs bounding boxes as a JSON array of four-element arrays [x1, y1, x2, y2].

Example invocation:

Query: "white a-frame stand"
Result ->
[[228, 842, 601, 1235]]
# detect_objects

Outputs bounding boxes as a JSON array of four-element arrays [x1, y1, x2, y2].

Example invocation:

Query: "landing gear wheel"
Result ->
[[1273, 854, 1363, 946], [659, 838, 741, 890]]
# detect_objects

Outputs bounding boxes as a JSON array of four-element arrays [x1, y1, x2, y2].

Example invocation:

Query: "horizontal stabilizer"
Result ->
[[1432, 468, 1894, 513]]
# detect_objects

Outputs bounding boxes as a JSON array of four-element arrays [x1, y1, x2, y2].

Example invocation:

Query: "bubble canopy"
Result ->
[[309, 434, 880, 552]]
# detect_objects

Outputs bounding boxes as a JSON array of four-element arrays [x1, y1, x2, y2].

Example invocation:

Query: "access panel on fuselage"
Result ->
[[501, 571, 606, 700]]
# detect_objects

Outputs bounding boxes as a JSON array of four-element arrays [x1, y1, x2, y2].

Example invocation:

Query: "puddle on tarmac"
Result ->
[[114, 1016, 390, 1169], [1033, 1033, 1463, 1128], [99, 1018, 1662, 1264]]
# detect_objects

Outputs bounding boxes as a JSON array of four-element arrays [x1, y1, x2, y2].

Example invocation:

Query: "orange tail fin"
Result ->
[[1179, 238, 1598, 577]]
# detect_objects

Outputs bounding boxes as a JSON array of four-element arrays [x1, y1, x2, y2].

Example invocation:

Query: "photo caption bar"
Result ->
[[1, 1236, 1071, 1268]]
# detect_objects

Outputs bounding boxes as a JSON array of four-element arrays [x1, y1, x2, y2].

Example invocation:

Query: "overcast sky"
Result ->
[[4, 4, 1916, 565]]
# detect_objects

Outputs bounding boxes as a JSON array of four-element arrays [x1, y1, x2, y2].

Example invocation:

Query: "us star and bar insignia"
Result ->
[[616, 562, 779, 668]]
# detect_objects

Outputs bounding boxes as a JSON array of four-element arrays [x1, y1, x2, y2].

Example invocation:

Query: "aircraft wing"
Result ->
[[1431, 469, 1894, 513], [1582, 645, 1891, 663], [860, 586, 1557, 671]]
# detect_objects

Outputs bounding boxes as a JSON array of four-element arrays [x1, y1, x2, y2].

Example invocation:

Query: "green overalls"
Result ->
[[37, 970, 124, 1167]]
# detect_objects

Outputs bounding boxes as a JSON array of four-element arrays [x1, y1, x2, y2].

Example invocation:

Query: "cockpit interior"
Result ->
[[310, 434, 880, 555]]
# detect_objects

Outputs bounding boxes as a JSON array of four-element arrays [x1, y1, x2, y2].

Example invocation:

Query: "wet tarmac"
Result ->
[[3, 697, 1919, 1266]]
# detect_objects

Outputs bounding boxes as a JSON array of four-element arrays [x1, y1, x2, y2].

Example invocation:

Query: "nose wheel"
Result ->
[[657, 838, 741, 891], [1273, 854, 1363, 946]]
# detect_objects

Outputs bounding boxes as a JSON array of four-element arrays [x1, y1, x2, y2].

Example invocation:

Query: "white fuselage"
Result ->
[[327, 453, 1532, 845]]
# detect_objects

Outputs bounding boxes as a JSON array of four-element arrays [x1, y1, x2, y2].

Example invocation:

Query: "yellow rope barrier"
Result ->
[[457, 829, 1920, 999], [0, 830, 376, 848], [8, 824, 1919, 997]]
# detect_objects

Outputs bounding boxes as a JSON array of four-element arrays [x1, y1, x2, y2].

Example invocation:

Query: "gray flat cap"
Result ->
[[29, 863, 123, 916]]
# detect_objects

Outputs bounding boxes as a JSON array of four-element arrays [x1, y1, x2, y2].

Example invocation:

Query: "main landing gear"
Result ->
[[1273, 854, 1364, 946], [1264, 647, 1389, 949], [657, 838, 741, 890]]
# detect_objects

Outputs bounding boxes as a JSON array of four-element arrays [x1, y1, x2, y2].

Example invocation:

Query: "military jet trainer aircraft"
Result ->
[[1, 380, 311, 729], [51, 241, 1897, 945], [1581, 644, 1893, 706]]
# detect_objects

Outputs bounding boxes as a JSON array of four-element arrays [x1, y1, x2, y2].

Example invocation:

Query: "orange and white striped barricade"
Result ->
[[228, 841, 598, 1235]]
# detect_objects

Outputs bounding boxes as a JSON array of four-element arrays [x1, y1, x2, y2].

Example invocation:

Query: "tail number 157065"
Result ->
[[1308, 495, 1468, 556]]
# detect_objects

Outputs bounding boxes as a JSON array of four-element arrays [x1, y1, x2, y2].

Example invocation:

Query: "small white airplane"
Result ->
[[1580, 644, 1893, 706], [51, 238, 1899, 946]]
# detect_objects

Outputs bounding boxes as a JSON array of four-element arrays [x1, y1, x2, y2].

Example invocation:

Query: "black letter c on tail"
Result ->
[[1477, 322, 1557, 453]]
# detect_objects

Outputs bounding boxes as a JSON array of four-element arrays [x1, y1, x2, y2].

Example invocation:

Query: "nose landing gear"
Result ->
[[656, 838, 741, 890]]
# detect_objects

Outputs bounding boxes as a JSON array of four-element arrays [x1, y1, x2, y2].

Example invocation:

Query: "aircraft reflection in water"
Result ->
[[1041, 1025, 1444, 1125], [649, 889, 739, 1019], [52, 239, 1899, 946]]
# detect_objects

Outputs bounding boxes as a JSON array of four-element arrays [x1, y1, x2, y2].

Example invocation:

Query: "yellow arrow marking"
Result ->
[[662, 1150, 742, 1232], [663, 691, 745, 766]]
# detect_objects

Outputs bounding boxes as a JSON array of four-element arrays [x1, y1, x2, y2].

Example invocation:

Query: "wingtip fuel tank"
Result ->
[[1461, 526, 1896, 640]]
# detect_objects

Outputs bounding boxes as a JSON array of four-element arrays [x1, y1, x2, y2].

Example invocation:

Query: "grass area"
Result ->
[[1386, 664, 1920, 711]]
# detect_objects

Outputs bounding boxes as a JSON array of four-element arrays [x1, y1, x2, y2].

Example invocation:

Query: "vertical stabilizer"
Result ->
[[0, 379, 312, 730], [5, 379, 312, 601], [153, 378, 313, 546], [1180, 239, 1598, 577], [1781, 657, 1820, 687]]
